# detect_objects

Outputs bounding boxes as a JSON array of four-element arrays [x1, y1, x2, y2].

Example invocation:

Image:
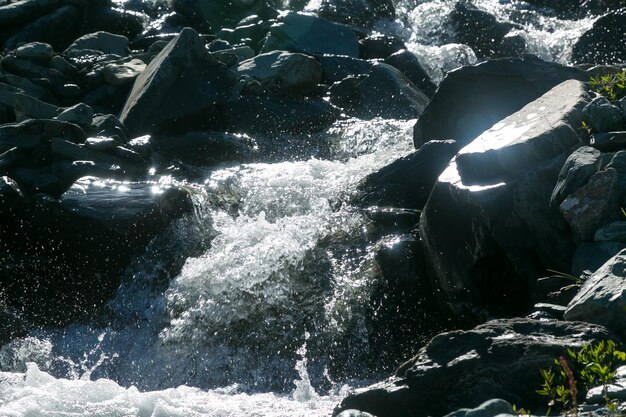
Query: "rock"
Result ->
[[317, 0, 394, 28], [101, 59, 146, 86], [1, 56, 65, 86], [591, 131, 626, 152], [0, 0, 58, 28], [384, 50, 436, 98], [50, 137, 126, 168], [10, 167, 64, 196], [92, 113, 127, 140], [559, 168, 622, 242], [359, 34, 405, 60], [0, 119, 86, 153], [595, 222, 626, 242], [119, 27, 235, 136], [329, 63, 429, 119], [335, 410, 376, 417], [56, 103, 93, 127], [210, 96, 338, 135], [237, 51, 322, 97], [84, 136, 120, 152], [152, 131, 256, 166], [0, 147, 27, 173], [583, 96, 625, 133], [261, 12, 360, 58], [0, 82, 24, 108], [353, 140, 461, 209], [3, 5, 82, 52], [316, 55, 373, 83], [550, 146, 602, 208], [565, 249, 626, 335], [443, 399, 515, 417], [13, 93, 61, 121], [363, 207, 421, 233], [0, 176, 24, 215], [572, 241, 626, 278], [420, 80, 589, 317], [49, 55, 79, 78], [78, 6, 145, 46], [522, 0, 616, 19], [15, 42, 54, 64], [449, 0, 514, 59], [334, 318, 612, 417], [217, 17, 272, 53], [195, 0, 280, 33], [413, 55, 585, 149], [64, 31, 130, 58], [572, 10, 626, 65], [1, 73, 50, 101]]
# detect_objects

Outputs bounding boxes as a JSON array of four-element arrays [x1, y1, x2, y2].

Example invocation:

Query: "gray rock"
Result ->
[[0, 147, 27, 172], [237, 51, 322, 97], [0, 0, 58, 27], [414, 55, 585, 149], [0, 56, 65, 86], [316, 55, 373, 83], [50, 138, 124, 167], [15, 42, 54, 64], [591, 131, 626, 152], [444, 399, 515, 417], [91, 114, 126, 140], [335, 318, 612, 417], [0, 82, 24, 108], [11, 167, 63, 196], [1, 73, 48, 100], [56, 103, 93, 127], [102, 59, 146, 86], [0, 176, 24, 215], [335, 410, 376, 417], [64, 31, 129, 58], [13, 93, 60, 121], [595, 222, 626, 242], [607, 150, 626, 188], [0, 119, 86, 153], [583, 96, 625, 133], [261, 12, 360, 58], [48, 55, 79, 78], [572, 241, 626, 277], [84, 137, 120, 152], [119, 27, 235, 136], [565, 249, 626, 334], [560, 168, 622, 242], [550, 146, 602, 207], [420, 80, 588, 316], [329, 62, 429, 120]]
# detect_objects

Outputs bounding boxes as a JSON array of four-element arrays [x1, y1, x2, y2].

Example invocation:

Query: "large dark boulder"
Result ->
[[119, 27, 236, 136], [329, 63, 429, 120], [413, 55, 585, 149], [0, 176, 195, 325], [334, 318, 612, 417], [448, 1, 515, 59], [352, 140, 461, 209], [571, 9, 626, 65], [261, 12, 360, 58], [420, 80, 590, 318], [173, 0, 281, 32], [384, 50, 436, 98]]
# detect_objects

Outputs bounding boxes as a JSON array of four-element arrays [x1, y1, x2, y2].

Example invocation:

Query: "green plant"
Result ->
[[538, 341, 626, 416], [512, 404, 532, 416], [588, 70, 626, 101]]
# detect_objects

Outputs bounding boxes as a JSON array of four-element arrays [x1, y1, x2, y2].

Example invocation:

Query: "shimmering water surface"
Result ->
[[0, 0, 597, 415]]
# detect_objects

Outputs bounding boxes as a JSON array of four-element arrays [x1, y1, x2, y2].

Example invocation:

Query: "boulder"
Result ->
[[549, 146, 602, 208], [595, 222, 626, 242], [0, 0, 58, 28], [384, 50, 437, 98], [448, 0, 514, 59], [209, 96, 338, 135], [572, 10, 626, 65], [195, 0, 281, 32], [152, 131, 256, 166], [583, 96, 625, 133], [1, 56, 65, 86], [64, 31, 129, 58], [237, 51, 322, 96], [352, 140, 461, 209], [358, 34, 405, 60], [559, 168, 622, 242], [565, 249, 626, 335], [420, 80, 589, 317], [0, 119, 86, 153], [15, 42, 54, 64], [0, 176, 24, 216], [261, 12, 360, 58], [13, 93, 61, 121], [413, 55, 585, 149], [334, 318, 612, 417], [316, 55, 373, 83], [119, 27, 236, 136], [317, 0, 394, 28], [329, 63, 429, 120], [443, 399, 515, 417], [590, 131, 626, 152]]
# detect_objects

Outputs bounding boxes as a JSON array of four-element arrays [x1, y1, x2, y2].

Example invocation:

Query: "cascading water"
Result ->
[[0, 0, 601, 415]]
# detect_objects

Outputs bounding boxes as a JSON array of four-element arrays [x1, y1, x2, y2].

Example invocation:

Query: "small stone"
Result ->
[[56, 103, 93, 127], [550, 146, 602, 207], [591, 131, 626, 151], [102, 59, 146, 86], [15, 42, 54, 64], [583, 95, 625, 132]]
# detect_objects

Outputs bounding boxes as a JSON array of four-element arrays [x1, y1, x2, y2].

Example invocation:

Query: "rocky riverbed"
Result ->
[[1, 0, 626, 416]]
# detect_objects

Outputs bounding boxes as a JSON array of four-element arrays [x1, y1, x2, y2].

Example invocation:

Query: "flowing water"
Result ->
[[0, 0, 597, 415]]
